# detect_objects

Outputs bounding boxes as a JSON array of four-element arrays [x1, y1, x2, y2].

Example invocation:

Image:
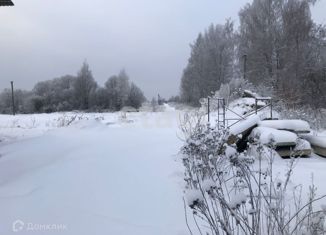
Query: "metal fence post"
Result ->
[[207, 97, 210, 122], [223, 98, 226, 127], [255, 99, 258, 115]]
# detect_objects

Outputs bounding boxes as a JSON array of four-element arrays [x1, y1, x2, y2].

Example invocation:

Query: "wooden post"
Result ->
[[11, 81, 15, 116]]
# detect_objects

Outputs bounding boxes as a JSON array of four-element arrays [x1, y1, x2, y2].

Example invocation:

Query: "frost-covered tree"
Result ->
[[115, 69, 131, 109], [238, 0, 326, 108], [180, 20, 236, 105], [238, 0, 283, 86], [0, 63, 146, 114], [32, 75, 76, 112], [0, 89, 32, 114], [151, 97, 158, 112], [74, 61, 97, 110], [104, 70, 145, 110], [168, 95, 181, 103], [91, 87, 110, 110], [127, 82, 146, 109], [105, 70, 131, 110]]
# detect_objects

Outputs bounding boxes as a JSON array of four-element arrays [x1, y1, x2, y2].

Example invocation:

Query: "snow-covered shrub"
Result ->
[[56, 114, 84, 127], [27, 117, 37, 129], [10, 119, 19, 128], [179, 111, 206, 140], [118, 112, 134, 123], [180, 121, 326, 235]]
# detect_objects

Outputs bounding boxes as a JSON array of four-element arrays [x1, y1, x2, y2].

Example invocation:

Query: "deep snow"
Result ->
[[250, 126, 298, 146], [0, 110, 189, 235], [0, 104, 326, 235], [258, 119, 311, 133]]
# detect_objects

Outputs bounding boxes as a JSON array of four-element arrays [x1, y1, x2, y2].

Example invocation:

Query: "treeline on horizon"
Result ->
[[180, 0, 326, 109], [0, 62, 147, 114], [2, 0, 325, 115]]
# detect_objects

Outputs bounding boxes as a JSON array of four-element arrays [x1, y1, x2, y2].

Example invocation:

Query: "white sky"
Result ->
[[0, 0, 325, 98]]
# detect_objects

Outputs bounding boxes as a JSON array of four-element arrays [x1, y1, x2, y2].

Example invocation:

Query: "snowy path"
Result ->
[[0, 112, 188, 235]]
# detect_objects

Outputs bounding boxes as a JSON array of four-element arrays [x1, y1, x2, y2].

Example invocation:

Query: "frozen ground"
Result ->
[[0, 103, 326, 234]]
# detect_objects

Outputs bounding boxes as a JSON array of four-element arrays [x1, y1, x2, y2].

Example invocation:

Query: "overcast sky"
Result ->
[[0, 0, 325, 98]]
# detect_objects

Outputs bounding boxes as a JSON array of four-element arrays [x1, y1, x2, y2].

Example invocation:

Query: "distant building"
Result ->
[[0, 0, 14, 6]]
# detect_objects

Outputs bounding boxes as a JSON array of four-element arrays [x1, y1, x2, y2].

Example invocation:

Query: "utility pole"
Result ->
[[10, 81, 15, 116], [243, 54, 247, 80]]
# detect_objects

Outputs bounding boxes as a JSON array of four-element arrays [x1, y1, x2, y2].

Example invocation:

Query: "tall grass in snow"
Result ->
[[180, 116, 326, 235]]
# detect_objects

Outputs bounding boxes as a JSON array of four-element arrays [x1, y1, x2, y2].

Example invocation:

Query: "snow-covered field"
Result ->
[[1, 103, 326, 234], [0, 108, 189, 235]]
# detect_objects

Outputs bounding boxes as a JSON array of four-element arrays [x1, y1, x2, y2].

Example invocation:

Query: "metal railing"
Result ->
[[207, 97, 273, 129]]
